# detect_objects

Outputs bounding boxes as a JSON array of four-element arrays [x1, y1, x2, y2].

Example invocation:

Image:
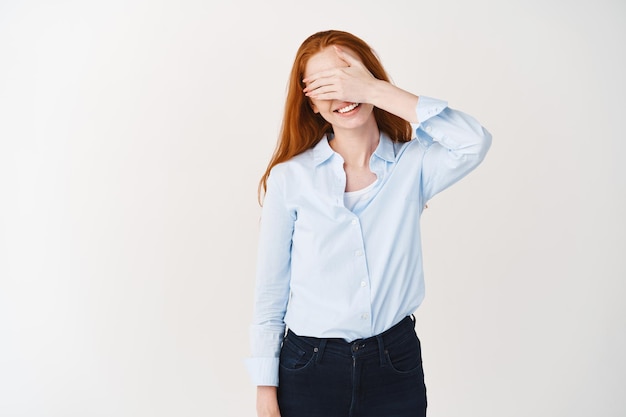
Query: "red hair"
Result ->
[[258, 30, 412, 203]]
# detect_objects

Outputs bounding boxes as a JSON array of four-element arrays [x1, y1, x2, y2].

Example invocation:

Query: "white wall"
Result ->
[[1, 1, 624, 416]]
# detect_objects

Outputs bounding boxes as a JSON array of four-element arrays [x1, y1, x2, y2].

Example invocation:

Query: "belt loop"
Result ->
[[376, 334, 386, 367], [410, 314, 416, 327], [315, 339, 327, 364]]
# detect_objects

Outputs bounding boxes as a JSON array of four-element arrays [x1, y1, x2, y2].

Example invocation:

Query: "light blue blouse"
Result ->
[[246, 96, 492, 386]]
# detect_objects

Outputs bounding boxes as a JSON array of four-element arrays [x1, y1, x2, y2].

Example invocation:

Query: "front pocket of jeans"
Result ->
[[384, 334, 423, 374], [279, 338, 316, 372]]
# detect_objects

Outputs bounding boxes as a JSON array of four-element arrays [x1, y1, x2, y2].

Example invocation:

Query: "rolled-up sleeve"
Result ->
[[245, 166, 295, 386]]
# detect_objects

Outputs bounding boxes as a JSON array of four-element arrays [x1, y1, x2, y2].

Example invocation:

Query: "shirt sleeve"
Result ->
[[245, 166, 295, 386], [411, 96, 492, 202]]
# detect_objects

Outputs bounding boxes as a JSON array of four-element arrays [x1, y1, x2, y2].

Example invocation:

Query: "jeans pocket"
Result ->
[[279, 336, 316, 372], [384, 333, 423, 375]]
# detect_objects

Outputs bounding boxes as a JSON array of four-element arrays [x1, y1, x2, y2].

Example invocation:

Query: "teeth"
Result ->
[[337, 103, 359, 113]]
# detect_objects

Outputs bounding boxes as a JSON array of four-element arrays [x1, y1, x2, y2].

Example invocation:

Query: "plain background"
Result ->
[[1, 0, 624, 416]]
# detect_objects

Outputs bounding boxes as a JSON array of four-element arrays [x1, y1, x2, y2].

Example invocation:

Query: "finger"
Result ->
[[302, 74, 338, 94], [304, 84, 340, 100], [333, 45, 360, 66], [305, 84, 340, 99], [302, 79, 321, 94], [307, 90, 340, 101], [302, 68, 339, 86]]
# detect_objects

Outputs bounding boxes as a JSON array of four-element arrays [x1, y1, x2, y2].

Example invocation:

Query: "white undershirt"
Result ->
[[343, 180, 378, 211]]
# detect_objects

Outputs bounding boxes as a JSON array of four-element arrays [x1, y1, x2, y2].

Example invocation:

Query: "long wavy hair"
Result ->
[[258, 30, 412, 203]]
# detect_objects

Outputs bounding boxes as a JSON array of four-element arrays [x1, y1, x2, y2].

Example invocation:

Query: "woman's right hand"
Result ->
[[256, 386, 281, 417]]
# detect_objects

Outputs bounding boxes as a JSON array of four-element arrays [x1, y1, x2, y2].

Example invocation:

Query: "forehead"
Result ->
[[304, 47, 352, 77]]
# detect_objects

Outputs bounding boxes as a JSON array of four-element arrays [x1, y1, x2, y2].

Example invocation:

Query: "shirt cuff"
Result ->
[[411, 96, 448, 146], [245, 357, 280, 386], [411, 96, 448, 129]]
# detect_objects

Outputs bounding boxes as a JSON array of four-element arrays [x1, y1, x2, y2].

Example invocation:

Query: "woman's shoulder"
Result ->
[[266, 151, 316, 197], [270, 148, 316, 176]]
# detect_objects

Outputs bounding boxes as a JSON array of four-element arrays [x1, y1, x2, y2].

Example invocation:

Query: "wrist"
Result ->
[[368, 78, 389, 107], [256, 386, 280, 416]]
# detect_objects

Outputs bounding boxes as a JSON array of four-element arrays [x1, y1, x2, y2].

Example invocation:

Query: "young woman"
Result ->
[[246, 30, 492, 417]]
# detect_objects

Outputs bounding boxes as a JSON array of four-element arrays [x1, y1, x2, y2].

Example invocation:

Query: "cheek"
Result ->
[[309, 98, 324, 114]]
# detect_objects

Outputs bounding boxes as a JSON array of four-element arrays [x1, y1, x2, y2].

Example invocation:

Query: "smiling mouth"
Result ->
[[335, 103, 360, 114]]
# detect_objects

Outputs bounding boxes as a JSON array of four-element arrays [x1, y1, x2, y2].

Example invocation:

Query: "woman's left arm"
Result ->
[[414, 102, 492, 202], [302, 46, 492, 200]]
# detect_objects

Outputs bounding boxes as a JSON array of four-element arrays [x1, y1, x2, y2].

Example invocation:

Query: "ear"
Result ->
[[309, 99, 319, 114]]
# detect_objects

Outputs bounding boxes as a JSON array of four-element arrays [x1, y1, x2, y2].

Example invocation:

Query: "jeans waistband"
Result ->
[[286, 315, 416, 361]]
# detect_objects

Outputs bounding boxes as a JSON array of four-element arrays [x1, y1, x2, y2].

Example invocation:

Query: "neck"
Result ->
[[329, 120, 380, 168]]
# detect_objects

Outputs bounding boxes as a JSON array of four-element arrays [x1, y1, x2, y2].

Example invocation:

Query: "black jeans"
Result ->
[[277, 316, 427, 417]]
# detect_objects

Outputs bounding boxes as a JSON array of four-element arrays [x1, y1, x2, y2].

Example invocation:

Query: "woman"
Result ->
[[246, 30, 492, 417]]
